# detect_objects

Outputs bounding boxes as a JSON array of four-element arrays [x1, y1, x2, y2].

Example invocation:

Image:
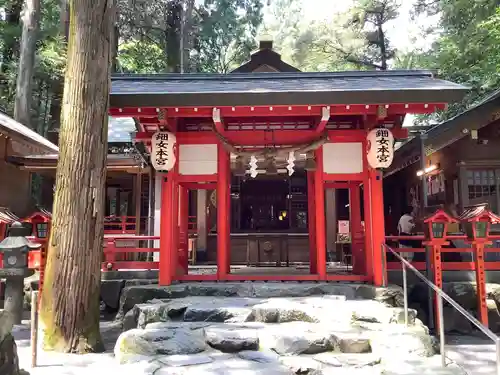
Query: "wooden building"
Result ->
[[384, 89, 500, 228], [108, 41, 467, 285], [9, 117, 150, 235], [0, 109, 58, 216]]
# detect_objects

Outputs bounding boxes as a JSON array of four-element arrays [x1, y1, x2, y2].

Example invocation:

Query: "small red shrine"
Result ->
[[108, 42, 467, 286]]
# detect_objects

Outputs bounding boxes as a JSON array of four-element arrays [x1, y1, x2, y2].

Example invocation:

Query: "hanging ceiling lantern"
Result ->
[[151, 131, 176, 171], [366, 128, 394, 169]]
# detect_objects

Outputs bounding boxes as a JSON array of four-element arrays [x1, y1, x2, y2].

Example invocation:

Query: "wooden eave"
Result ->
[[7, 154, 149, 173], [0, 110, 58, 154], [385, 89, 500, 178]]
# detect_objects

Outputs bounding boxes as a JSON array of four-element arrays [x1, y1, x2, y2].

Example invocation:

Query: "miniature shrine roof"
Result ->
[[110, 70, 468, 108]]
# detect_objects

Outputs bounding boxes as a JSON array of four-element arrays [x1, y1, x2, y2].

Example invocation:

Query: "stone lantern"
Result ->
[[459, 204, 500, 242], [0, 222, 40, 324], [423, 208, 458, 242], [458, 204, 500, 326]]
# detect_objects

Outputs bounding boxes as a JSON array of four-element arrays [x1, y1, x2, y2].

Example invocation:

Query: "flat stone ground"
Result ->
[[445, 334, 499, 375], [10, 319, 497, 375]]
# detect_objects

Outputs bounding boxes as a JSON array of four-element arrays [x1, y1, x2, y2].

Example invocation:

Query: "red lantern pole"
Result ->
[[474, 239, 489, 326]]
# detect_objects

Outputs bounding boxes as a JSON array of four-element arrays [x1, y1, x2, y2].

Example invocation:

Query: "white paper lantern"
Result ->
[[151, 131, 177, 171], [366, 128, 394, 169]]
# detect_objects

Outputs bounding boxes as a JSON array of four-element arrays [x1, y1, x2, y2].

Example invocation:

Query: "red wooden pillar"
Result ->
[[368, 168, 386, 286], [159, 175, 173, 285], [170, 171, 180, 278], [474, 242, 489, 326], [307, 171, 317, 274], [349, 185, 364, 274], [217, 144, 230, 278], [427, 242, 444, 330], [178, 185, 189, 274], [314, 147, 327, 279], [362, 172, 373, 281]]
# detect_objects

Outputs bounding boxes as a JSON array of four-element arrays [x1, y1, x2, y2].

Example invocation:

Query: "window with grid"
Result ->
[[467, 170, 497, 199]]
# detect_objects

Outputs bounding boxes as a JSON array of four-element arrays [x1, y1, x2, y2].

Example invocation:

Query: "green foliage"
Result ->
[[118, 40, 167, 73], [191, 0, 263, 73], [260, 0, 361, 71], [116, 0, 263, 74], [408, 0, 500, 122]]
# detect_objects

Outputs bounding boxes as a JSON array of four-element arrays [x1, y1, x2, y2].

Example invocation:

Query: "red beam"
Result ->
[[110, 103, 447, 118], [225, 274, 320, 281], [324, 172, 365, 181], [135, 130, 367, 145], [102, 261, 159, 270], [387, 261, 500, 271], [212, 108, 225, 133], [315, 106, 330, 133], [324, 182, 361, 189], [179, 182, 217, 190], [177, 174, 218, 183]]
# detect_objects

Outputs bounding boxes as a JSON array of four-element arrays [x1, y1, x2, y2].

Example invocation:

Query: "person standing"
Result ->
[[398, 206, 416, 261]]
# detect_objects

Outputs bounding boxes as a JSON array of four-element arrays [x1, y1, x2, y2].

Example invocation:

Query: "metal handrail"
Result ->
[[383, 243, 500, 374]]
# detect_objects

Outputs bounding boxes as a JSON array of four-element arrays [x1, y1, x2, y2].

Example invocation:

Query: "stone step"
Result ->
[[112, 284, 470, 374], [113, 293, 445, 374], [123, 295, 417, 331], [116, 282, 405, 319]]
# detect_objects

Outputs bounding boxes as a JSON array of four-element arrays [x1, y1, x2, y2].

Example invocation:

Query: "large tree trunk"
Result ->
[[14, 0, 40, 127], [0, 0, 23, 73], [47, 0, 70, 145], [40, 0, 114, 353], [181, 0, 195, 72]]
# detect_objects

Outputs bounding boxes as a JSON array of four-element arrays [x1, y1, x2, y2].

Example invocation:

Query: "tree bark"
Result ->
[[181, 0, 195, 72], [40, 0, 114, 353], [0, 0, 23, 74], [14, 0, 41, 127], [47, 0, 70, 145]]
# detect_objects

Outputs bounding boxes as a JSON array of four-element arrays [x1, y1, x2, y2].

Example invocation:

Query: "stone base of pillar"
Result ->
[[0, 310, 30, 375]]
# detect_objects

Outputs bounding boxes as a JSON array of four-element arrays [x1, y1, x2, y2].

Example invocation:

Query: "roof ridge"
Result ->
[[111, 70, 437, 81]]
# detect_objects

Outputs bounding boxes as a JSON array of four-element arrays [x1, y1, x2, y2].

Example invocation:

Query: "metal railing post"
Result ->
[[383, 243, 500, 374], [402, 261, 408, 327], [496, 338, 500, 375], [381, 244, 388, 287], [437, 293, 446, 367], [30, 290, 38, 368]]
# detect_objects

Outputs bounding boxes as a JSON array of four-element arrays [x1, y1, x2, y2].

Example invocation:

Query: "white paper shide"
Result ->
[[366, 128, 394, 169], [151, 131, 177, 171]]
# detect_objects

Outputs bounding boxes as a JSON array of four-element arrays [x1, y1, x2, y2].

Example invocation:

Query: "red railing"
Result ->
[[102, 235, 160, 271], [385, 234, 500, 271], [103, 216, 152, 235]]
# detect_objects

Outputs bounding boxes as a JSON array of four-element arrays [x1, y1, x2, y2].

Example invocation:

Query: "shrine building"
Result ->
[[108, 41, 468, 285]]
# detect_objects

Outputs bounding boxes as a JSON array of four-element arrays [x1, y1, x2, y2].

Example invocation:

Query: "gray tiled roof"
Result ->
[[110, 71, 468, 108], [111, 71, 462, 94], [385, 88, 500, 177], [108, 117, 136, 143]]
